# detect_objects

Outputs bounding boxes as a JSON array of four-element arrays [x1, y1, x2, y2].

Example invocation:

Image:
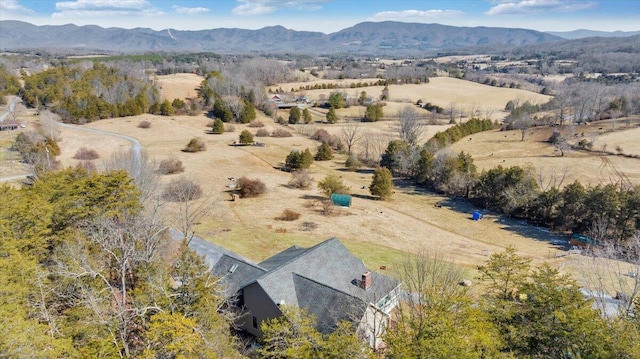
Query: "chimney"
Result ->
[[361, 271, 372, 290]]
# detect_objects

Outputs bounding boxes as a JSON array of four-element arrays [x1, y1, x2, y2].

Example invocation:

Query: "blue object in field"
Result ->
[[472, 211, 482, 221], [331, 193, 352, 207]]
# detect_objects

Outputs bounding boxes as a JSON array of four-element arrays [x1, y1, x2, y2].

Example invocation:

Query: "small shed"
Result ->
[[331, 193, 352, 207], [472, 211, 483, 221]]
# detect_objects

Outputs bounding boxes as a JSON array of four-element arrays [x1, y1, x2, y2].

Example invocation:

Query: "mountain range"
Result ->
[[546, 29, 640, 40], [1, 20, 565, 55]]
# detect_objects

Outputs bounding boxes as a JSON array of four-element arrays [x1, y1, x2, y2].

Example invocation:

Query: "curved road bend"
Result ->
[[58, 122, 142, 177], [0, 122, 142, 182]]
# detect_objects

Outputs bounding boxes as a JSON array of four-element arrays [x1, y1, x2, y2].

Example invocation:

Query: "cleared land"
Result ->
[[2, 75, 638, 283], [272, 77, 552, 120], [450, 117, 640, 187]]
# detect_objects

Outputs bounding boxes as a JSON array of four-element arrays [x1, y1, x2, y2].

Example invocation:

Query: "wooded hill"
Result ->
[[0, 20, 561, 55]]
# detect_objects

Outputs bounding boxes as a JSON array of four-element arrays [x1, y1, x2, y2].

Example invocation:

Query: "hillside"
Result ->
[[0, 20, 561, 55]]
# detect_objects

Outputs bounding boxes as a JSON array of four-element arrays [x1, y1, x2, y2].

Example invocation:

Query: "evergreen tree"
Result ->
[[239, 129, 254, 145], [370, 167, 393, 200], [326, 107, 338, 124], [240, 99, 256, 123], [303, 108, 313, 124], [289, 106, 301, 124], [318, 174, 350, 197], [328, 91, 345, 109], [315, 142, 333, 161], [211, 118, 225, 134], [363, 103, 383, 122]]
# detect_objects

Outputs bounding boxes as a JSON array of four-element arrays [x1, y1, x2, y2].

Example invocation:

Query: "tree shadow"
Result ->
[[301, 194, 326, 201], [436, 197, 569, 249], [351, 193, 378, 201]]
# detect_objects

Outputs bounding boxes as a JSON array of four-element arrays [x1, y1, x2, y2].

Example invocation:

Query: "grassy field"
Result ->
[[2, 75, 638, 285], [449, 117, 640, 187]]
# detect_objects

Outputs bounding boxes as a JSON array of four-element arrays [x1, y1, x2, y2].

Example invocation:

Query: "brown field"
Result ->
[[1, 75, 638, 287], [52, 113, 570, 275], [273, 77, 551, 121], [450, 117, 640, 187], [156, 73, 202, 101]]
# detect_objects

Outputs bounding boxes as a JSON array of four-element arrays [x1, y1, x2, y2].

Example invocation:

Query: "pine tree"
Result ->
[[211, 118, 225, 134], [289, 106, 301, 124], [370, 167, 393, 200], [326, 107, 338, 124]]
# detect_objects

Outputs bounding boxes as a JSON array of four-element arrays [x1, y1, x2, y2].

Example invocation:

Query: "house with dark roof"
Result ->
[[189, 235, 401, 349]]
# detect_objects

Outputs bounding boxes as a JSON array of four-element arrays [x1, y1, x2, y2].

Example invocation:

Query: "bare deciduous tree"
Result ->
[[341, 120, 361, 154], [397, 105, 424, 146], [162, 177, 214, 244], [55, 213, 168, 356], [576, 232, 640, 319]]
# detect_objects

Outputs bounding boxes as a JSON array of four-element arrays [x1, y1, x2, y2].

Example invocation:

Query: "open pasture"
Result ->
[[4, 74, 637, 282]]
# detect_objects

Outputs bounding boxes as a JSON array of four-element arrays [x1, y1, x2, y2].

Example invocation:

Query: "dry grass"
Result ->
[[449, 118, 640, 187], [4, 76, 639, 282], [155, 73, 202, 101]]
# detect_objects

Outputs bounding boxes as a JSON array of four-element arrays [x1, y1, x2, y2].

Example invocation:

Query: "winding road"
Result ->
[[57, 122, 142, 177], [0, 103, 143, 182]]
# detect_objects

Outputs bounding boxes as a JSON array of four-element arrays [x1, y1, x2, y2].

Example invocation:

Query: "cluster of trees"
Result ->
[[425, 118, 495, 150], [288, 106, 312, 124], [377, 114, 639, 244], [21, 63, 159, 123], [200, 71, 259, 124], [0, 65, 21, 100], [0, 168, 241, 357], [13, 130, 61, 173]]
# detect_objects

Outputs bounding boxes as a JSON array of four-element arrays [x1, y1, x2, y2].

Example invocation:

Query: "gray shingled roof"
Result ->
[[258, 246, 307, 271], [251, 238, 400, 314], [293, 274, 365, 333], [211, 254, 267, 297], [182, 232, 400, 332], [176, 230, 267, 297]]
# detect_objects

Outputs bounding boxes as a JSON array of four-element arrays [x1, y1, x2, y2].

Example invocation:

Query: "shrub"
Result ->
[[183, 137, 206, 152], [345, 153, 362, 171], [236, 177, 266, 198], [211, 118, 225, 134], [158, 157, 185, 174], [162, 178, 203, 202], [239, 130, 254, 145], [272, 129, 292, 138], [315, 142, 333, 160], [225, 124, 236, 133], [311, 129, 332, 143], [288, 170, 313, 189], [73, 147, 100, 160], [256, 128, 270, 137], [138, 120, 151, 129], [577, 139, 593, 149], [248, 120, 264, 128], [300, 221, 318, 231], [318, 174, 350, 197], [276, 209, 301, 221]]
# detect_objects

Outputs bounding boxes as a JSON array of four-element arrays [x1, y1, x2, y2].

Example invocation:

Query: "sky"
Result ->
[[0, 0, 638, 33]]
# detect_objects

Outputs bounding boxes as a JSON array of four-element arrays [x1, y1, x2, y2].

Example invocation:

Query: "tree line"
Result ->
[[378, 117, 640, 246]]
